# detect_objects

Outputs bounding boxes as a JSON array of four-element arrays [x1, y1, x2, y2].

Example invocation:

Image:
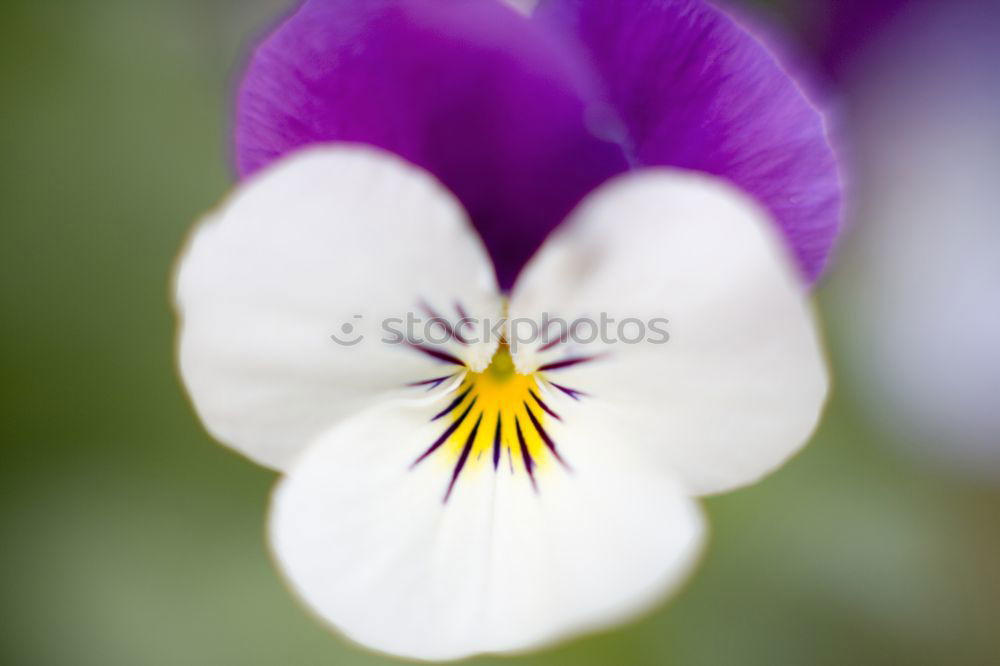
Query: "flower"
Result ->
[[176, 0, 839, 660], [831, 0, 1000, 476]]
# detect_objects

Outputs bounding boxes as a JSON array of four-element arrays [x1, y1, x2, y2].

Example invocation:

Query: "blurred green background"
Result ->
[[2, 1, 999, 664]]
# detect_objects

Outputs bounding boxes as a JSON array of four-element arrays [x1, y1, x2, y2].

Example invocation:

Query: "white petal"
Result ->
[[270, 399, 704, 661], [509, 170, 828, 495], [175, 145, 501, 470]]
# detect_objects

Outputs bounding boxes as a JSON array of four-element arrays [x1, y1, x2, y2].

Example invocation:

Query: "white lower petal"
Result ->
[[509, 169, 829, 495], [269, 399, 704, 661], [175, 146, 501, 470]]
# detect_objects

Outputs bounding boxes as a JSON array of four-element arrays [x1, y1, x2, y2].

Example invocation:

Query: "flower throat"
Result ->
[[411, 344, 573, 501]]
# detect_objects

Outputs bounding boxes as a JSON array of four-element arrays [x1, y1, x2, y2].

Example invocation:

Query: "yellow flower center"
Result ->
[[413, 344, 570, 500]]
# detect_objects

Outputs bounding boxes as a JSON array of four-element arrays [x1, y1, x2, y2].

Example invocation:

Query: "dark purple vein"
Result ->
[[407, 374, 455, 390], [412, 397, 478, 467], [492, 414, 502, 470], [538, 356, 599, 372], [431, 386, 472, 421], [538, 336, 568, 353], [515, 417, 538, 491], [528, 389, 562, 421], [421, 300, 469, 345], [524, 402, 570, 469], [408, 343, 465, 366], [539, 318, 589, 353], [549, 381, 587, 401], [444, 413, 483, 502]]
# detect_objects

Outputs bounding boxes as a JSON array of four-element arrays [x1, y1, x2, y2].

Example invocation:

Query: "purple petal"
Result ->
[[535, 0, 842, 281], [235, 0, 628, 290]]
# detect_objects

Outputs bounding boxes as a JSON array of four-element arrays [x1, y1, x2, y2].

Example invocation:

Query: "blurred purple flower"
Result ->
[[796, 0, 912, 83], [235, 0, 841, 289], [830, 0, 1000, 477]]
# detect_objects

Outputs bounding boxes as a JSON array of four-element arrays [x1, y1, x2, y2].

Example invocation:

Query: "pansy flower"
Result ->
[[175, 0, 840, 660]]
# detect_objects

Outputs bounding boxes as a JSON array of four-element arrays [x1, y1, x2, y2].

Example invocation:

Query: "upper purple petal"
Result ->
[[535, 0, 842, 281], [235, 0, 628, 290]]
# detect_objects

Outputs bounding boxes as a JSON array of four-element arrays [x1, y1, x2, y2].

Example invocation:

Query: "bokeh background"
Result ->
[[2, 0, 998, 664]]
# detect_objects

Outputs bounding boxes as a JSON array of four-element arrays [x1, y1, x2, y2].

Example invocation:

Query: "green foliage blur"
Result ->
[[2, 1, 998, 664]]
